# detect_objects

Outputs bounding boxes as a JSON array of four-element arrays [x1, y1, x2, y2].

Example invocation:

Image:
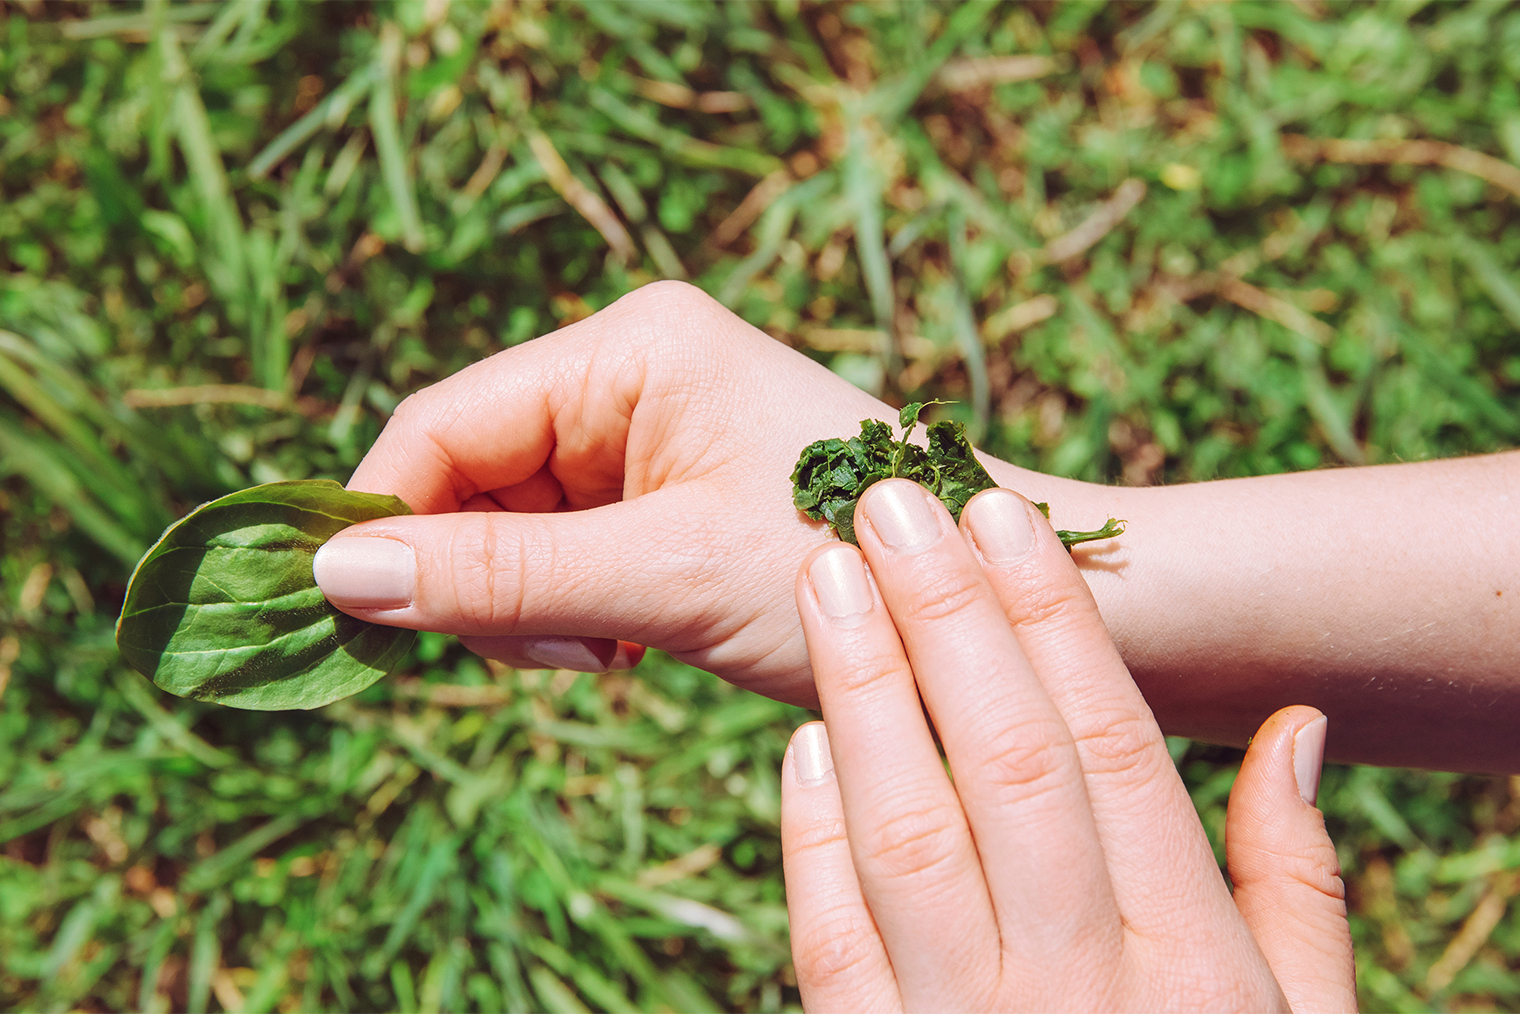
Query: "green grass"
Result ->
[[2, 1, 1519, 1010]]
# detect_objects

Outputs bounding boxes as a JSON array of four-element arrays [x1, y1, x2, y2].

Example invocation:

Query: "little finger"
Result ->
[[797, 542, 1001, 1004], [781, 722, 902, 1014]]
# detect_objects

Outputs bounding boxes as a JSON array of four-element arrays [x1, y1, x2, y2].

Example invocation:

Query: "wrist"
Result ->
[[979, 456, 1138, 538]]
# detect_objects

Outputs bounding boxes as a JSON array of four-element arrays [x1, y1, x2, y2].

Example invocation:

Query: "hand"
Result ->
[[781, 480, 1356, 1011], [312, 281, 908, 703]]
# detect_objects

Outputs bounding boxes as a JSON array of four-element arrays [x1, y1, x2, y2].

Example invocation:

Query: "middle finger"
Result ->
[[853, 481, 1121, 988]]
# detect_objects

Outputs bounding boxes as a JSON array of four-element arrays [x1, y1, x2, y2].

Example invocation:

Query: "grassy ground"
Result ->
[[2, 1, 1520, 1011]]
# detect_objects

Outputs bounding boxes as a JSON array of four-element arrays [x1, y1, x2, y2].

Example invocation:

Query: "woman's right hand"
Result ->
[[313, 281, 936, 704]]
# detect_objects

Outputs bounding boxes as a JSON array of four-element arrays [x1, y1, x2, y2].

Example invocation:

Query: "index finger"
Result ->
[[347, 300, 647, 513], [958, 489, 1249, 941]]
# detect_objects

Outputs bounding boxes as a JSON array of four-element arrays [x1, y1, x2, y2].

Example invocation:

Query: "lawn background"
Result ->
[[3, 1, 1520, 1011]]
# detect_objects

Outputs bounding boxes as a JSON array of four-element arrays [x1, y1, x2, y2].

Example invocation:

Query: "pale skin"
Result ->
[[781, 479, 1355, 1011], [314, 280, 1520, 773]]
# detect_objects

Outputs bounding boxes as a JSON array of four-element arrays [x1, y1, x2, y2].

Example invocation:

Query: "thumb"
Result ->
[[1226, 706, 1357, 1013], [311, 487, 770, 677]]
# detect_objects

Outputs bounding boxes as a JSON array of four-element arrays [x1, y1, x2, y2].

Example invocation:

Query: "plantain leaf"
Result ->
[[116, 480, 416, 711], [792, 403, 1125, 550]]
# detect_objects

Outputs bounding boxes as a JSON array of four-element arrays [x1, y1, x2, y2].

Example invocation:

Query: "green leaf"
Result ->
[[791, 419, 896, 547], [792, 403, 1125, 550], [116, 480, 416, 711]]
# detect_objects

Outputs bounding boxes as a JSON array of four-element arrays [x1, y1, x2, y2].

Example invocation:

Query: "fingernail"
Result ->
[[522, 636, 611, 673], [963, 488, 1035, 566], [863, 481, 942, 553], [313, 537, 415, 609], [1293, 715, 1328, 805], [792, 722, 834, 787], [807, 547, 874, 625]]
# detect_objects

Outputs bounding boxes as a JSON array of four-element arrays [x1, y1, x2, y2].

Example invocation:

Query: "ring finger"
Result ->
[[795, 540, 1001, 1005], [848, 481, 1121, 1000]]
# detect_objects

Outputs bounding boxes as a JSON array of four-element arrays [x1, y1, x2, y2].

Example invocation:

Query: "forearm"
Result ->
[[985, 452, 1520, 773]]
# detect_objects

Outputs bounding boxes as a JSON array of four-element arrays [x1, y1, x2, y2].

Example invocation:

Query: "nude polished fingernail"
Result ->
[[807, 548, 873, 625], [964, 488, 1035, 565], [1293, 715, 1328, 806], [523, 637, 610, 673], [863, 481, 941, 552], [792, 722, 835, 787], [313, 537, 415, 609]]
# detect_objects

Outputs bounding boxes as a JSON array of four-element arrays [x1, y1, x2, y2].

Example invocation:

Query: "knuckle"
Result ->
[[791, 907, 882, 992], [1165, 971, 1268, 1014], [386, 388, 476, 501], [614, 280, 724, 334], [1230, 818, 1348, 910], [973, 715, 1082, 803], [443, 515, 525, 632], [858, 799, 965, 885], [785, 814, 848, 859], [390, 383, 458, 442], [823, 644, 912, 700], [628, 277, 712, 306], [608, 281, 758, 380], [895, 567, 988, 626], [1069, 710, 1168, 782], [1279, 839, 1348, 900], [1009, 573, 1091, 629], [388, 387, 427, 427]]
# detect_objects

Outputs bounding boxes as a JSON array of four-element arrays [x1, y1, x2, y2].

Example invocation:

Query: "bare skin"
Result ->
[[314, 281, 1520, 773], [781, 481, 1355, 1012]]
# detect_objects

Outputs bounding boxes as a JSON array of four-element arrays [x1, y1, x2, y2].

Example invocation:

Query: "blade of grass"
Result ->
[[496, 197, 566, 235], [1282, 134, 1520, 203], [528, 964, 592, 1014], [224, 0, 271, 59], [59, 3, 218, 40], [566, 890, 686, 1012], [529, 131, 637, 265], [947, 204, 990, 440], [899, 119, 1033, 249], [180, 806, 327, 894], [1451, 231, 1520, 334], [187, 0, 250, 63], [1043, 179, 1148, 264], [186, 891, 229, 1014], [113, 671, 237, 770], [41, 878, 115, 985], [1347, 767, 1422, 852], [0, 417, 147, 565], [136, 919, 179, 1014], [866, 0, 999, 124], [249, 65, 381, 182], [1384, 309, 1520, 439], [374, 837, 460, 973], [1296, 341, 1366, 465], [157, 10, 249, 320], [370, 22, 426, 253], [239, 939, 292, 1014], [525, 936, 635, 1014], [0, 336, 154, 532], [245, 225, 291, 394], [715, 172, 832, 305], [586, 89, 782, 177], [841, 111, 898, 381]]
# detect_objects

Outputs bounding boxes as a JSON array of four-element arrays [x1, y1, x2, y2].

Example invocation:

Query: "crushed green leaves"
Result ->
[[791, 401, 1125, 550]]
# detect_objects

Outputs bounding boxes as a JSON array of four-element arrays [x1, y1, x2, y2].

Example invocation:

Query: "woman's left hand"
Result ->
[[781, 479, 1356, 1012]]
